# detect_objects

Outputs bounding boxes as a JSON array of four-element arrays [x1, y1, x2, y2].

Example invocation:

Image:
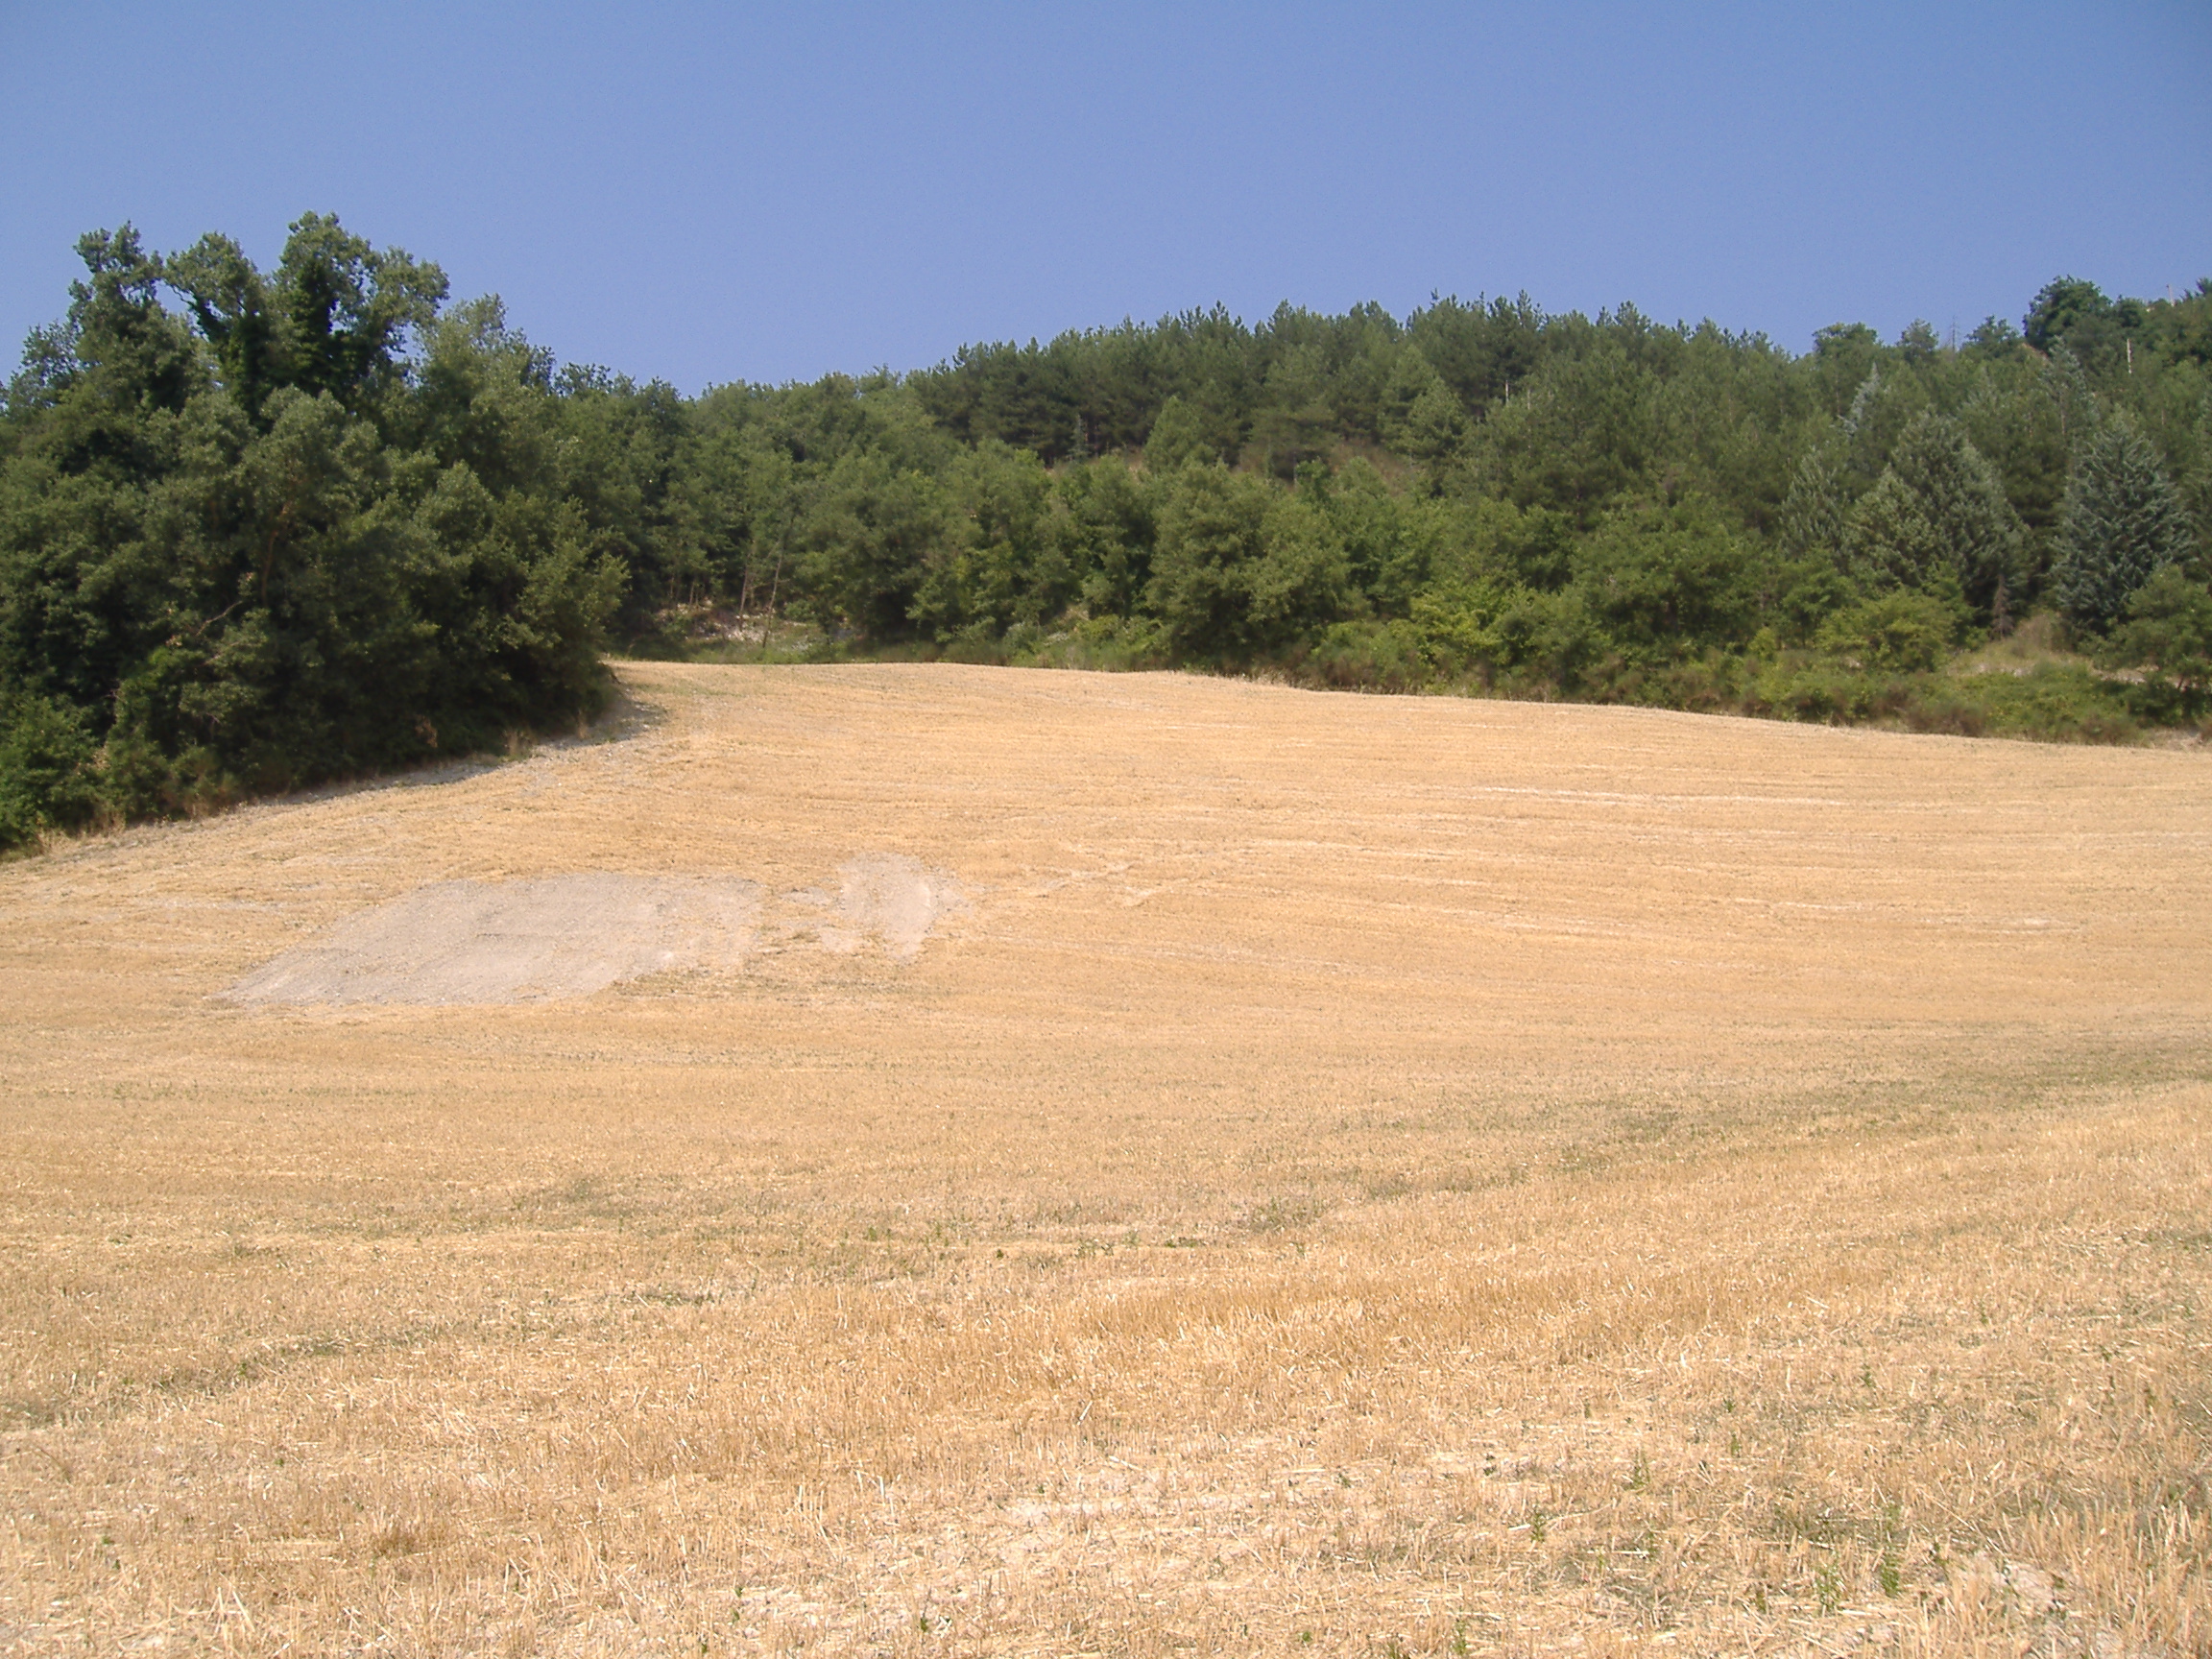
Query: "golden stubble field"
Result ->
[[2, 662, 2209, 1658]]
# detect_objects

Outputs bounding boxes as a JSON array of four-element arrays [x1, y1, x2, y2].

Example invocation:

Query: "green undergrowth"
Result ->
[[645, 607, 2197, 748]]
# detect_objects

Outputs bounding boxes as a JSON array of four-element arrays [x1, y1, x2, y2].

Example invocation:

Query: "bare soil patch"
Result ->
[[220, 854, 970, 1007], [224, 874, 765, 1005], [792, 853, 972, 962]]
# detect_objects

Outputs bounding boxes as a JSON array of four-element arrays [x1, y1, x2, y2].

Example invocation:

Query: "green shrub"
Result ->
[[2100, 566, 2212, 720], [1815, 589, 1966, 673], [1022, 614, 1171, 672], [0, 695, 101, 853], [1298, 619, 1432, 691], [1946, 663, 2136, 742]]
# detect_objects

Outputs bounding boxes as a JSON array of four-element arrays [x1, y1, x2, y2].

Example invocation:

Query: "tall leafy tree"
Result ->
[[165, 214, 446, 420], [1573, 496, 1760, 661], [2024, 277, 2111, 353], [793, 450, 950, 640], [0, 220, 615, 851], [1147, 465, 1352, 656]]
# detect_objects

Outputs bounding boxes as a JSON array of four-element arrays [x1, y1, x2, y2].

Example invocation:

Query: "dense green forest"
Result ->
[[4, 215, 2210, 852]]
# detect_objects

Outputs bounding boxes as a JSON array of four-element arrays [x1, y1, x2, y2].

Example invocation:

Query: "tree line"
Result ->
[[4, 216, 2209, 851]]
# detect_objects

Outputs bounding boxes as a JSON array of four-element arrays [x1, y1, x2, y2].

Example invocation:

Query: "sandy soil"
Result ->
[[0, 662, 2207, 1657]]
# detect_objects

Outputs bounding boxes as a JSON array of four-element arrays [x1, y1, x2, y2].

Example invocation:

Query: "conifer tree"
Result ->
[[1844, 412, 2020, 617], [1379, 351, 1469, 462], [1142, 396, 1215, 471], [2039, 342, 2098, 450], [2051, 416, 2197, 632], [1778, 446, 1848, 560]]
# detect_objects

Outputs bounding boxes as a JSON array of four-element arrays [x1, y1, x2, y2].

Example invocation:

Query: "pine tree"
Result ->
[[1143, 396, 1215, 471], [1840, 366, 1883, 439], [1778, 446, 1848, 560], [2039, 342, 2098, 450], [2182, 387, 2212, 574], [2051, 415, 2197, 632], [1845, 412, 2020, 616], [1379, 350, 1469, 462]]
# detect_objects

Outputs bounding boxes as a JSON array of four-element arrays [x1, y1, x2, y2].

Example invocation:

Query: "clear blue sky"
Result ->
[[4, 2, 2208, 393]]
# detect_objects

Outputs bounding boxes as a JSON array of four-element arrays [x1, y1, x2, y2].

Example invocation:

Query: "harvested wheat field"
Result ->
[[2, 662, 2209, 1658]]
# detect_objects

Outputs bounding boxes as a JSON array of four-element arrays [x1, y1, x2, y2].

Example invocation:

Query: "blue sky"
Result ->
[[3, 2, 2208, 393]]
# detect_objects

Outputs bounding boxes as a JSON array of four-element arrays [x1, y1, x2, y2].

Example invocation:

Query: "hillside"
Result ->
[[2, 664, 2208, 1654], [8, 224, 2210, 853]]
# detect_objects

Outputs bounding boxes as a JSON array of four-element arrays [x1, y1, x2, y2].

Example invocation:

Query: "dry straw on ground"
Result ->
[[1, 662, 2207, 1657]]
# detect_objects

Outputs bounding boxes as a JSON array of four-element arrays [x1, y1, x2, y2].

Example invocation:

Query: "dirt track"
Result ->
[[2, 663, 2208, 1656]]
